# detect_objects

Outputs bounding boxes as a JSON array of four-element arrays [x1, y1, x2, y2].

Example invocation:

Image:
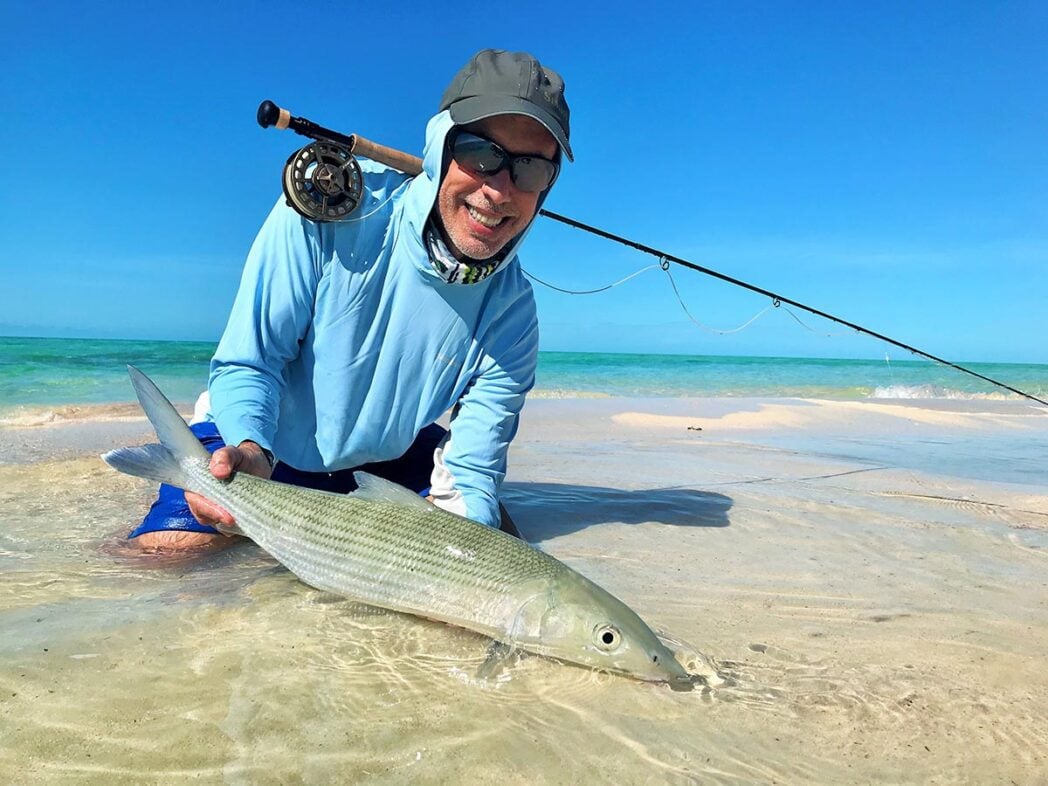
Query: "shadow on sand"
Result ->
[[501, 482, 732, 541]]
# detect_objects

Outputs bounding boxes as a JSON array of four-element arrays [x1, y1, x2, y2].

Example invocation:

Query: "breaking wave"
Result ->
[[869, 384, 1022, 401], [0, 402, 193, 428]]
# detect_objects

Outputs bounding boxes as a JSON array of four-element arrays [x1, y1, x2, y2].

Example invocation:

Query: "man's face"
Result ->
[[436, 114, 558, 261]]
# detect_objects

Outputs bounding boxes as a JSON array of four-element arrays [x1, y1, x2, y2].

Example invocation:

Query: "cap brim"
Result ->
[[448, 95, 573, 162]]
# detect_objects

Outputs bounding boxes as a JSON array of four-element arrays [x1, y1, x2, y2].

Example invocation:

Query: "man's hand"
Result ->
[[185, 440, 274, 530]]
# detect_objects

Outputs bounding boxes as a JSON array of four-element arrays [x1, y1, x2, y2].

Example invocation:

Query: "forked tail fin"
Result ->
[[101, 365, 211, 490]]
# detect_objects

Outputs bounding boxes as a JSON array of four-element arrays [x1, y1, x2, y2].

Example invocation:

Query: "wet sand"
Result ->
[[1, 397, 1046, 783]]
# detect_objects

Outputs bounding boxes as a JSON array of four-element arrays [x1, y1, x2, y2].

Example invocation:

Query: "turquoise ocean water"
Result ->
[[2, 335, 1047, 412]]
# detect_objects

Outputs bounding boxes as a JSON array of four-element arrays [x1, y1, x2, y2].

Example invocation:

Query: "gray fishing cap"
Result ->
[[439, 49, 573, 162]]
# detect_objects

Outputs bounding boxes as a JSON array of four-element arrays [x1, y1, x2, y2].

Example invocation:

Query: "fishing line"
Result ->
[[526, 256, 892, 339], [524, 261, 781, 334], [522, 263, 661, 295], [339, 189, 397, 223], [665, 259, 864, 337], [774, 301, 854, 338], [661, 264, 776, 335]]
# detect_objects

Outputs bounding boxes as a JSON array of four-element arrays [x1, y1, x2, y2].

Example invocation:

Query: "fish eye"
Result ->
[[594, 624, 621, 651]]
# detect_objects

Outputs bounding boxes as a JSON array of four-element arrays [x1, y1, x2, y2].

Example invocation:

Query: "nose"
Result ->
[[480, 167, 515, 204]]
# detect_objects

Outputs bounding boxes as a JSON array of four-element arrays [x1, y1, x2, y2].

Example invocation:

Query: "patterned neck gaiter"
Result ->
[[424, 220, 505, 285]]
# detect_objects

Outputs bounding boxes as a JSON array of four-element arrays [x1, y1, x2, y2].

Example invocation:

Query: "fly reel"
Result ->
[[281, 141, 364, 222]]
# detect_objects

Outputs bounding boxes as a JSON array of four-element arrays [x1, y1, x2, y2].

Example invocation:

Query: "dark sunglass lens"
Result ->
[[452, 135, 505, 174], [452, 132, 557, 192], [510, 158, 557, 192]]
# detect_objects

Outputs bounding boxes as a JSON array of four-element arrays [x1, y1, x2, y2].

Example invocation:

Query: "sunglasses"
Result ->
[[449, 131, 559, 193]]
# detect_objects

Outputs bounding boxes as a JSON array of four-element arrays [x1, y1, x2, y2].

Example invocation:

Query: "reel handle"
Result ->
[[257, 100, 423, 175]]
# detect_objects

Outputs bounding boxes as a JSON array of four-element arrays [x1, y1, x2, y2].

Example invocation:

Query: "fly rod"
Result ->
[[256, 100, 1047, 408]]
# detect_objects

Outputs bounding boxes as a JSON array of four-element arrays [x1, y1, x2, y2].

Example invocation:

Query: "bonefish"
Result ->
[[103, 366, 692, 686]]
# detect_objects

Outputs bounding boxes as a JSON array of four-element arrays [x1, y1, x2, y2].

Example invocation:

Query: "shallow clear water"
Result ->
[[2, 397, 1046, 783]]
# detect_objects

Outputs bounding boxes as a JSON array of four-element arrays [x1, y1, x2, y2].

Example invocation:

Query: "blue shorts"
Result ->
[[128, 422, 448, 539]]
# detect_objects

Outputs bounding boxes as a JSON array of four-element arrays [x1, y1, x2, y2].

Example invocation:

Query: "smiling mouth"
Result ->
[[467, 204, 509, 229]]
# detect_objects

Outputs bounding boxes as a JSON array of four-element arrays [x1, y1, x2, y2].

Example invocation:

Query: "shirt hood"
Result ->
[[397, 110, 553, 282]]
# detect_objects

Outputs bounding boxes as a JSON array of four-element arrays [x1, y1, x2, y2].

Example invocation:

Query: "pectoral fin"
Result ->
[[476, 640, 520, 681]]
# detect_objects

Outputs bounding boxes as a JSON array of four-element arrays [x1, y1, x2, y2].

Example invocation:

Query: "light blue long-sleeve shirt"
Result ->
[[207, 111, 540, 528]]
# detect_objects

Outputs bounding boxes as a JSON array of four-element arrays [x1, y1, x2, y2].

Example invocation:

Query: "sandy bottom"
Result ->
[[1, 397, 1046, 784]]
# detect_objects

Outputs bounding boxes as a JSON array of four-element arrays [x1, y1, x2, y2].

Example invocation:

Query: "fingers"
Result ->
[[185, 490, 236, 530], [208, 444, 272, 480], [208, 445, 242, 480], [186, 444, 264, 530], [235, 440, 276, 479]]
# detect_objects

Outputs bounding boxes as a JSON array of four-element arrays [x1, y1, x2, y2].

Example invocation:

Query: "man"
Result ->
[[129, 49, 572, 550]]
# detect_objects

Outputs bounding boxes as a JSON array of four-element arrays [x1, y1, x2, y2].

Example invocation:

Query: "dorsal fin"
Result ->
[[352, 472, 434, 511]]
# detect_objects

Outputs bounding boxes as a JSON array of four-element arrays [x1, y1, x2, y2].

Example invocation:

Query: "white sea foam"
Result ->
[[529, 388, 611, 399], [0, 409, 63, 427], [0, 403, 144, 427], [0, 402, 194, 428], [870, 384, 1018, 401]]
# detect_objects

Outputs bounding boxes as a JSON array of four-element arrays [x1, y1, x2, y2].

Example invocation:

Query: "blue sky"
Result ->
[[2, 1, 1045, 363]]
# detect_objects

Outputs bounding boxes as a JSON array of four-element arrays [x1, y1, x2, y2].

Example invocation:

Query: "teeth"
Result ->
[[467, 205, 504, 228]]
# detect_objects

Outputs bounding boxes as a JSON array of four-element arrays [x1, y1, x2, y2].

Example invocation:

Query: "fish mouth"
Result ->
[[616, 664, 697, 690], [664, 673, 698, 692], [592, 649, 698, 688], [576, 662, 699, 689], [655, 630, 727, 688], [653, 663, 698, 691], [530, 645, 697, 687]]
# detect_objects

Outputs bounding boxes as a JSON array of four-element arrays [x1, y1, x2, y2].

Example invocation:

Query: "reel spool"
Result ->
[[281, 141, 364, 222]]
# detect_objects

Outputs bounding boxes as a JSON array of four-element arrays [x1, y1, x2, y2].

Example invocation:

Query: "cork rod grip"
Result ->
[[349, 135, 423, 176]]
